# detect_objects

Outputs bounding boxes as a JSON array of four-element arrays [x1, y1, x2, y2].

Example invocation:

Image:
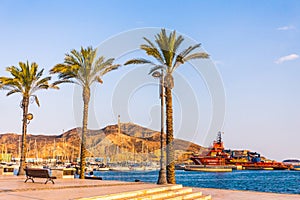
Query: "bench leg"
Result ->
[[45, 178, 55, 184], [25, 177, 34, 183]]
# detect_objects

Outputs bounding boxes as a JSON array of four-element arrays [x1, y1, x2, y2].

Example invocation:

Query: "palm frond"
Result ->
[[173, 35, 184, 54], [6, 66, 22, 80], [140, 45, 165, 65], [69, 49, 83, 65], [52, 79, 78, 86], [31, 95, 40, 107], [94, 76, 103, 84], [35, 76, 51, 87], [0, 77, 23, 91], [124, 58, 154, 65], [99, 64, 120, 77], [89, 57, 114, 83], [29, 62, 38, 78], [36, 69, 44, 79], [94, 56, 105, 69], [6, 89, 21, 96], [50, 64, 79, 81], [142, 37, 164, 64], [148, 65, 165, 75], [50, 84, 60, 90], [97, 58, 115, 70], [178, 44, 201, 58], [183, 52, 209, 62], [172, 44, 209, 71]]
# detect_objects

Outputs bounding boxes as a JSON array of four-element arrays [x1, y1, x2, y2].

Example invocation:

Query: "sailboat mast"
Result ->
[[118, 115, 121, 135], [34, 139, 38, 160], [53, 139, 56, 160]]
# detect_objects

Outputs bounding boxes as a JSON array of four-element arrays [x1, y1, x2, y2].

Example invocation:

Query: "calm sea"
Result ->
[[93, 170, 300, 194]]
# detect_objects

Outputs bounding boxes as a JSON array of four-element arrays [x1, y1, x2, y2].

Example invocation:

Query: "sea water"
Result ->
[[93, 170, 300, 194]]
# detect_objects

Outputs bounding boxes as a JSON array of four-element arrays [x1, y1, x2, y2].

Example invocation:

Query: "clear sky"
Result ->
[[0, 0, 300, 161]]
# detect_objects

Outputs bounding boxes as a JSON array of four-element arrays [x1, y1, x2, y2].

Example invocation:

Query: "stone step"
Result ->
[[182, 191, 203, 199], [77, 184, 212, 200], [125, 187, 193, 200], [193, 195, 212, 200], [160, 191, 202, 200], [159, 190, 212, 200], [162, 192, 203, 200], [78, 184, 183, 200]]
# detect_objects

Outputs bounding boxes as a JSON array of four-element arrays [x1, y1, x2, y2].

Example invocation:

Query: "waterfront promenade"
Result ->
[[0, 175, 299, 200]]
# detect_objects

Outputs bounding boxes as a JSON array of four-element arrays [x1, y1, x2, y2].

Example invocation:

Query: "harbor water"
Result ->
[[92, 170, 300, 194]]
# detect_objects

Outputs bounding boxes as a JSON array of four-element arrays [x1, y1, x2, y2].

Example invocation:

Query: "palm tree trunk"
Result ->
[[165, 87, 176, 184], [80, 86, 90, 179], [18, 96, 29, 176]]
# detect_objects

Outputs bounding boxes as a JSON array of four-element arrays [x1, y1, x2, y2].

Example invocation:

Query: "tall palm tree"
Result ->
[[125, 29, 209, 184], [0, 61, 54, 175], [50, 46, 119, 179]]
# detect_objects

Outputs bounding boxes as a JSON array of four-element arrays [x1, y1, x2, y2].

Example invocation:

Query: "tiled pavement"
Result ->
[[0, 176, 299, 200]]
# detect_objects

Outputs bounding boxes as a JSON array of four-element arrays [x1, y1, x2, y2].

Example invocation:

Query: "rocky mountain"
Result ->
[[0, 123, 206, 163]]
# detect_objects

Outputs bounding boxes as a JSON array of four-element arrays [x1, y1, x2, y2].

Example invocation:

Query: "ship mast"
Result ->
[[216, 131, 222, 143]]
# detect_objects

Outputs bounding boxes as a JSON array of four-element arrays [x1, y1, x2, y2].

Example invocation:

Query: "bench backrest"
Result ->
[[25, 168, 50, 178]]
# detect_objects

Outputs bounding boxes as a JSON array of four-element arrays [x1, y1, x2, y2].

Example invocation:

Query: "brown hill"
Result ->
[[0, 123, 205, 163]]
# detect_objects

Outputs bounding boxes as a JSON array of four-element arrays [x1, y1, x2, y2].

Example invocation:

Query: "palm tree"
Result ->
[[0, 61, 54, 175], [125, 29, 209, 184], [50, 46, 119, 179]]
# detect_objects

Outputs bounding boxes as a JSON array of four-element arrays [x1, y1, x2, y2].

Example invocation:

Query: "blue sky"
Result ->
[[0, 0, 300, 161]]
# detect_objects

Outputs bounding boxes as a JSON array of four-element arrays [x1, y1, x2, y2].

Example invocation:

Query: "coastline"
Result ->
[[0, 175, 299, 200]]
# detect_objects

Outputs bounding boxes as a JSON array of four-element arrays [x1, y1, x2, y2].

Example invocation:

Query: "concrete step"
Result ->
[[193, 195, 212, 200], [126, 187, 193, 200], [78, 184, 183, 200], [77, 184, 212, 200], [161, 191, 202, 200], [160, 190, 212, 200], [182, 191, 203, 199]]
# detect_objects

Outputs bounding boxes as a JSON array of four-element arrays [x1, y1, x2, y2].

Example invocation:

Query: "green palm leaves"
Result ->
[[0, 61, 54, 106], [125, 29, 208, 88], [50, 47, 119, 87]]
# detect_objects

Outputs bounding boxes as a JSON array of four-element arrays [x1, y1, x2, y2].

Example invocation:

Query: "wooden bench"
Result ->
[[24, 168, 57, 184]]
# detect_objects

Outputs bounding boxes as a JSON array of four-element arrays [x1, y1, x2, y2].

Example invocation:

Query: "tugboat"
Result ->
[[190, 132, 289, 170], [190, 132, 229, 166]]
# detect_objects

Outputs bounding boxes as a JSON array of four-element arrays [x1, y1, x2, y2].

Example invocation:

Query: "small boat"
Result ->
[[85, 171, 103, 180], [94, 167, 110, 171], [109, 166, 131, 171], [175, 164, 186, 170], [85, 176, 103, 180], [88, 163, 110, 171]]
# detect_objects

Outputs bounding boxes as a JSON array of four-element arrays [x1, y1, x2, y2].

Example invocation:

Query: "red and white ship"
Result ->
[[190, 132, 289, 170]]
